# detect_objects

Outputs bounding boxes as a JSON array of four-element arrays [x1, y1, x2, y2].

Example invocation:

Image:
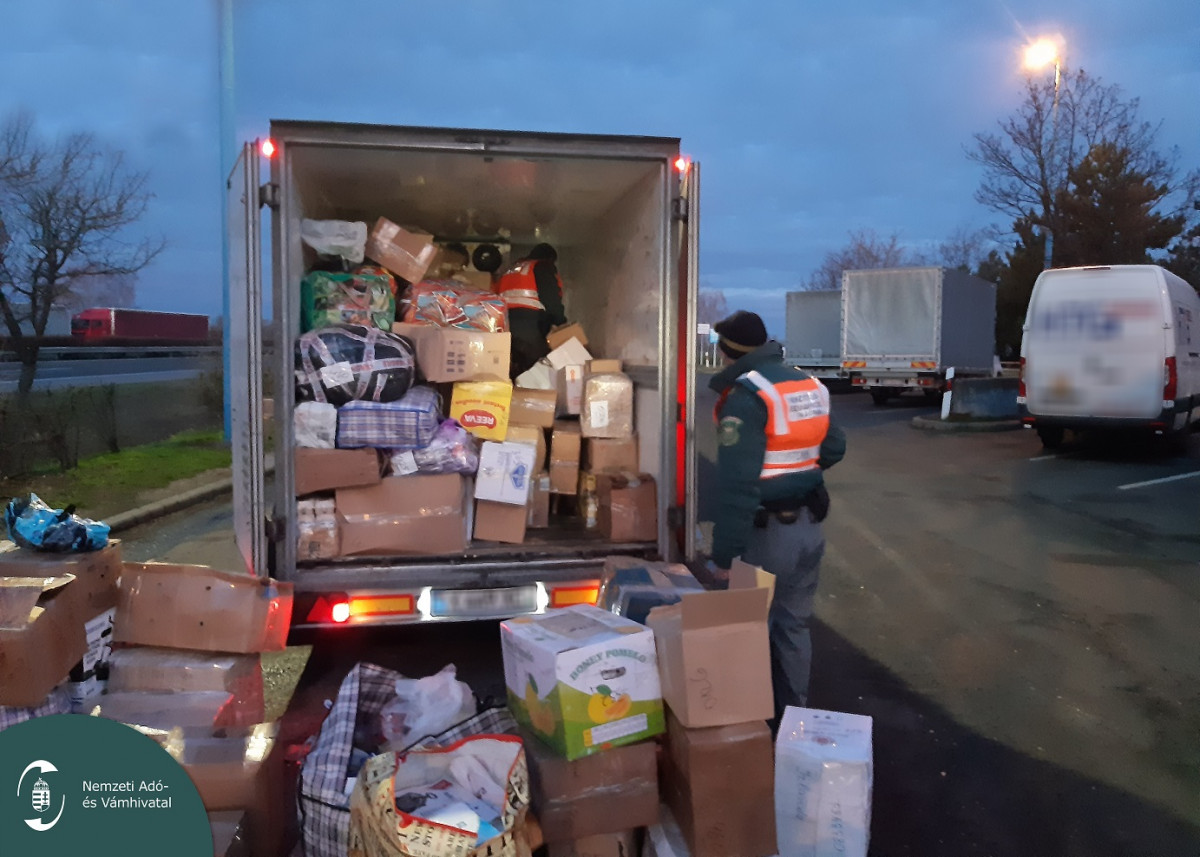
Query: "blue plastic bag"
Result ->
[[4, 494, 110, 552]]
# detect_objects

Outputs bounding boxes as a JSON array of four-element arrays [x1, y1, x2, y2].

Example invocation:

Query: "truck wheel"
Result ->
[[1036, 426, 1065, 449], [870, 389, 891, 406]]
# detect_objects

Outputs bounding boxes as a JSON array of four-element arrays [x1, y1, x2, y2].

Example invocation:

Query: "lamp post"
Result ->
[[1024, 38, 1062, 270]]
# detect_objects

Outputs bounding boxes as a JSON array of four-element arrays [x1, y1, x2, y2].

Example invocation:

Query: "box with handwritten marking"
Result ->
[[645, 565, 774, 728]]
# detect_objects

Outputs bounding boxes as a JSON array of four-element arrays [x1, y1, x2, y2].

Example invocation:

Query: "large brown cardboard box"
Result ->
[[336, 474, 468, 556], [547, 830, 639, 857], [294, 448, 382, 496], [0, 576, 88, 707], [646, 573, 774, 728], [108, 648, 264, 726], [547, 322, 589, 350], [0, 540, 123, 615], [114, 564, 294, 654], [506, 424, 548, 472], [595, 474, 657, 542], [521, 727, 659, 843], [550, 421, 583, 495], [584, 437, 639, 474], [365, 217, 437, 284], [392, 321, 511, 382], [661, 709, 777, 857], [581, 371, 634, 439], [511, 387, 558, 429], [473, 499, 528, 544]]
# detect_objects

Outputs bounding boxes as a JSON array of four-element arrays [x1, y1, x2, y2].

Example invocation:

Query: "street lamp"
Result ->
[[1024, 38, 1063, 270]]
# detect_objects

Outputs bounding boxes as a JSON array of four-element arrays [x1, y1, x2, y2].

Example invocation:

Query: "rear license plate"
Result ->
[[430, 586, 538, 618]]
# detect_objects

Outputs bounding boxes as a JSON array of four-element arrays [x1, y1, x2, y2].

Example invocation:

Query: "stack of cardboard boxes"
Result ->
[[500, 604, 665, 856]]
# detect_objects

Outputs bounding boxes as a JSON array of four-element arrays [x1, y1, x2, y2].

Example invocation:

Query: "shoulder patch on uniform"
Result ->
[[717, 416, 742, 447]]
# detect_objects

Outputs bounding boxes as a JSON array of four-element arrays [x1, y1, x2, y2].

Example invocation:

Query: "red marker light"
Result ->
[[260, 138, 277, 159], [674, 156, 691, 173], [330, 600, 351, 623]]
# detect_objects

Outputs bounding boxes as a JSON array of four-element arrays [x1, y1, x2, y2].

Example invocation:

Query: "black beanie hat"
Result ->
[[528, 243, 557, 263], [714, 310, 768, 358]]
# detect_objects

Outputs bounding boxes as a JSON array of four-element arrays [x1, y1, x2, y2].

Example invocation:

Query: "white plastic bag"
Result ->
[[295, 401, 338, 448], [380, 664, 477, 752], [302, 219, 368, 264]]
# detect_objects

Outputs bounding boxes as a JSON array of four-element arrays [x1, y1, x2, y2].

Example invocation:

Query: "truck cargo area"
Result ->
[[266, 123, 685, 591]]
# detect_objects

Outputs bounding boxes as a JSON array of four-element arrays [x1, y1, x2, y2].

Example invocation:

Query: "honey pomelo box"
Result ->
[[500, 604, 664, 759]]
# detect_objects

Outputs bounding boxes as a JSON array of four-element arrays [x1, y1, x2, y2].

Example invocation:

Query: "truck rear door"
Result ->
[[226, 142, 267, 576]]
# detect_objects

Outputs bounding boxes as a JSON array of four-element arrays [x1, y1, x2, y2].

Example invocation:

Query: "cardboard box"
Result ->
[[114, 564, 294, 654], [473, 499, 528, 545], [557, 365, 585, 416], [392, 322, 511, 383], [596, 558, 704, 625], [596, 474, 657, 542], [0, 540, 123, 615], [511, 387, 558, 429], [584, 437, 639, 474], [550, 422, 582, 495], [67, 607, 116, 713], [586, 359, 623, 375], [506, 424, 548, 472], [108, 648, 264, 726], [547, 832, 639, 857], [476, 441, 537, 506], [450, 379, 514, 441], [91, 690, 241, 734], [365, 217, 437, 284], [548, 323, 589, 351], [0, 576, 88, 707], [662, 709, 777, 857], [501, 605, 664, 760], [775, 707, 873, 857], [177, 724, 278, 812], [450, 269, 494, 291], [294, 447, 382, 496], [521, 726, 658, 842], [646, 571, 774, 728], [528, 471, 552, 529], [337, 474, 468, 556], [546, 337, 593, 371], [582, 371, 634, 439]]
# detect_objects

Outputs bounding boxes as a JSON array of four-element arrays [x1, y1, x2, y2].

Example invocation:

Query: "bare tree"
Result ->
[[59, 272, 138, 313], [0, 112, 163, 395], [696, 289, 729, 326], [968, 68, 1198, 264], [934, 226, 992, 273], [804, 228, 914, 290]]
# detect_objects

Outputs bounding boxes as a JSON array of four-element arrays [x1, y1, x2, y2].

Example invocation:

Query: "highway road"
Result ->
[[119, 388, 1200, 856], [0, 349, 220, 394]]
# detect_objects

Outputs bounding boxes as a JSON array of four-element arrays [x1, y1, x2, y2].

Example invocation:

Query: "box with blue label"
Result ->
[[597, 558, 705, 625], [475, 441, 537, 505]]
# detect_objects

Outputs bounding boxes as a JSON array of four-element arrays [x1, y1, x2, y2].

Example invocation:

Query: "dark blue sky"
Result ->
[[5, 1, 1197, 332]]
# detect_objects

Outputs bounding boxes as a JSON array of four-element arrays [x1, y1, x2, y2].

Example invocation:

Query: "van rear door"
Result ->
[[1024, 268, 1167, 420]]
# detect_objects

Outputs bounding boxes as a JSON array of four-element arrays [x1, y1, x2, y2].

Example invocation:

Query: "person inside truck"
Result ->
[[705, 309, 847, 723], [495, 243, 568, 378]]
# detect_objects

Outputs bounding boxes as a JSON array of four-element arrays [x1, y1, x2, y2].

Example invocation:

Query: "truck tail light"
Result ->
[[674, 156, 691, 174], [548, 583, 601, 609], [1164, 356, 1177, 403], [330, 600, 351, 623], [260, 138, 277, 159]]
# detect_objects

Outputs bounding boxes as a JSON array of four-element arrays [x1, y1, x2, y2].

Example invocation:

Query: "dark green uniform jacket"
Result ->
[[709, 341, 847, 568]]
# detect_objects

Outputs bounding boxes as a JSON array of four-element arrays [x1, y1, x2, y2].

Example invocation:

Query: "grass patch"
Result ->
[[2, 430, 231, 517]]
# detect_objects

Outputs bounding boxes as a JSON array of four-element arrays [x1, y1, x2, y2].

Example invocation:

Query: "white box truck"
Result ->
[[784, 289, 844, 381], [841, 267, 996, 404], [226, 121, 701, 627], [1018, 264, 1200, 448]]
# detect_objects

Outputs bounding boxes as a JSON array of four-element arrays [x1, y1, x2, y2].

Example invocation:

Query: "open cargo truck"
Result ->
[[784, 289, 844, 381], [841, 267, 996, 404], [227, 121, 700, 628]]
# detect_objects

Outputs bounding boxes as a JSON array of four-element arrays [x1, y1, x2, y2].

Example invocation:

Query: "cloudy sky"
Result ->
[[4, 1, 1197, 334]]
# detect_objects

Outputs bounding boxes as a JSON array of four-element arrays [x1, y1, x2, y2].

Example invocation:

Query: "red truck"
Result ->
[[70, 308, 210, 343]]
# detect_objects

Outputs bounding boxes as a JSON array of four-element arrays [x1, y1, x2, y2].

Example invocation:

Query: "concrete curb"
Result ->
[[911, 415, 1023, 433], [106, 477, 234, 533]]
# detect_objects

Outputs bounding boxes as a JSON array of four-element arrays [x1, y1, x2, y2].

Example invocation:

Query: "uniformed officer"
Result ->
[[494, 243, 568, 378], [707, 309, 846, 718]]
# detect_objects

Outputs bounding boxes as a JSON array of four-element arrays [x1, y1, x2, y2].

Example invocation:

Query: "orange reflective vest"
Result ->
[[495, 260, 561, 312], [723, 370, 831, 479]]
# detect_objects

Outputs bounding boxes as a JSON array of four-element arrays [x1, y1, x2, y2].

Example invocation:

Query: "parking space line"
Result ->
[[1117, 471, 1200, 491]]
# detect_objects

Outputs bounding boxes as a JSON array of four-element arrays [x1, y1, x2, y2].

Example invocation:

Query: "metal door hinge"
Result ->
[[672, 197, 688, 222], [259, 182, 280, 209]]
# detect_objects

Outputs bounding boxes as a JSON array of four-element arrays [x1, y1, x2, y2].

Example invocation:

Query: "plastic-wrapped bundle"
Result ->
[[295, 401, 338, 448], [388, 419, 480, 476], [581, 371, 634, 438], [295, 324, 416, 406], [300, 265, 397, 332], [400, 279, 508, 333], [5, 494, 110, 552]]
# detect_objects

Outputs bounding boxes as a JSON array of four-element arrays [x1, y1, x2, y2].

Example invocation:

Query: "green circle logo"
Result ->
[[0, 714, 212, 857]]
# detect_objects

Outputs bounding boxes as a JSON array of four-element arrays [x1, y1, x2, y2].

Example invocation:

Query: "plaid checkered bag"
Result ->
[[0, 686, 72, 733], [298, 662, 518, 857], [336, 386, 441, 450]]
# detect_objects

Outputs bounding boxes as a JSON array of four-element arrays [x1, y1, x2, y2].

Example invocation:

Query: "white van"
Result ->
[[1018, 265, 1200, 448]]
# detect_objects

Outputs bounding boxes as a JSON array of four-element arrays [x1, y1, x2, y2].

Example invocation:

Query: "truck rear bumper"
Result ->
[[1018, 400, 1194, 432]]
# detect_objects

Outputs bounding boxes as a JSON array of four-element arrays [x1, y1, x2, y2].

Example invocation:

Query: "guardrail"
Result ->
[[0, 346, 222, 362]]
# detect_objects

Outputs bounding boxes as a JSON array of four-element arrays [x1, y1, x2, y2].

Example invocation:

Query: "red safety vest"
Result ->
[[716, 370, 831, 479], [495, 260, 561, 312]]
